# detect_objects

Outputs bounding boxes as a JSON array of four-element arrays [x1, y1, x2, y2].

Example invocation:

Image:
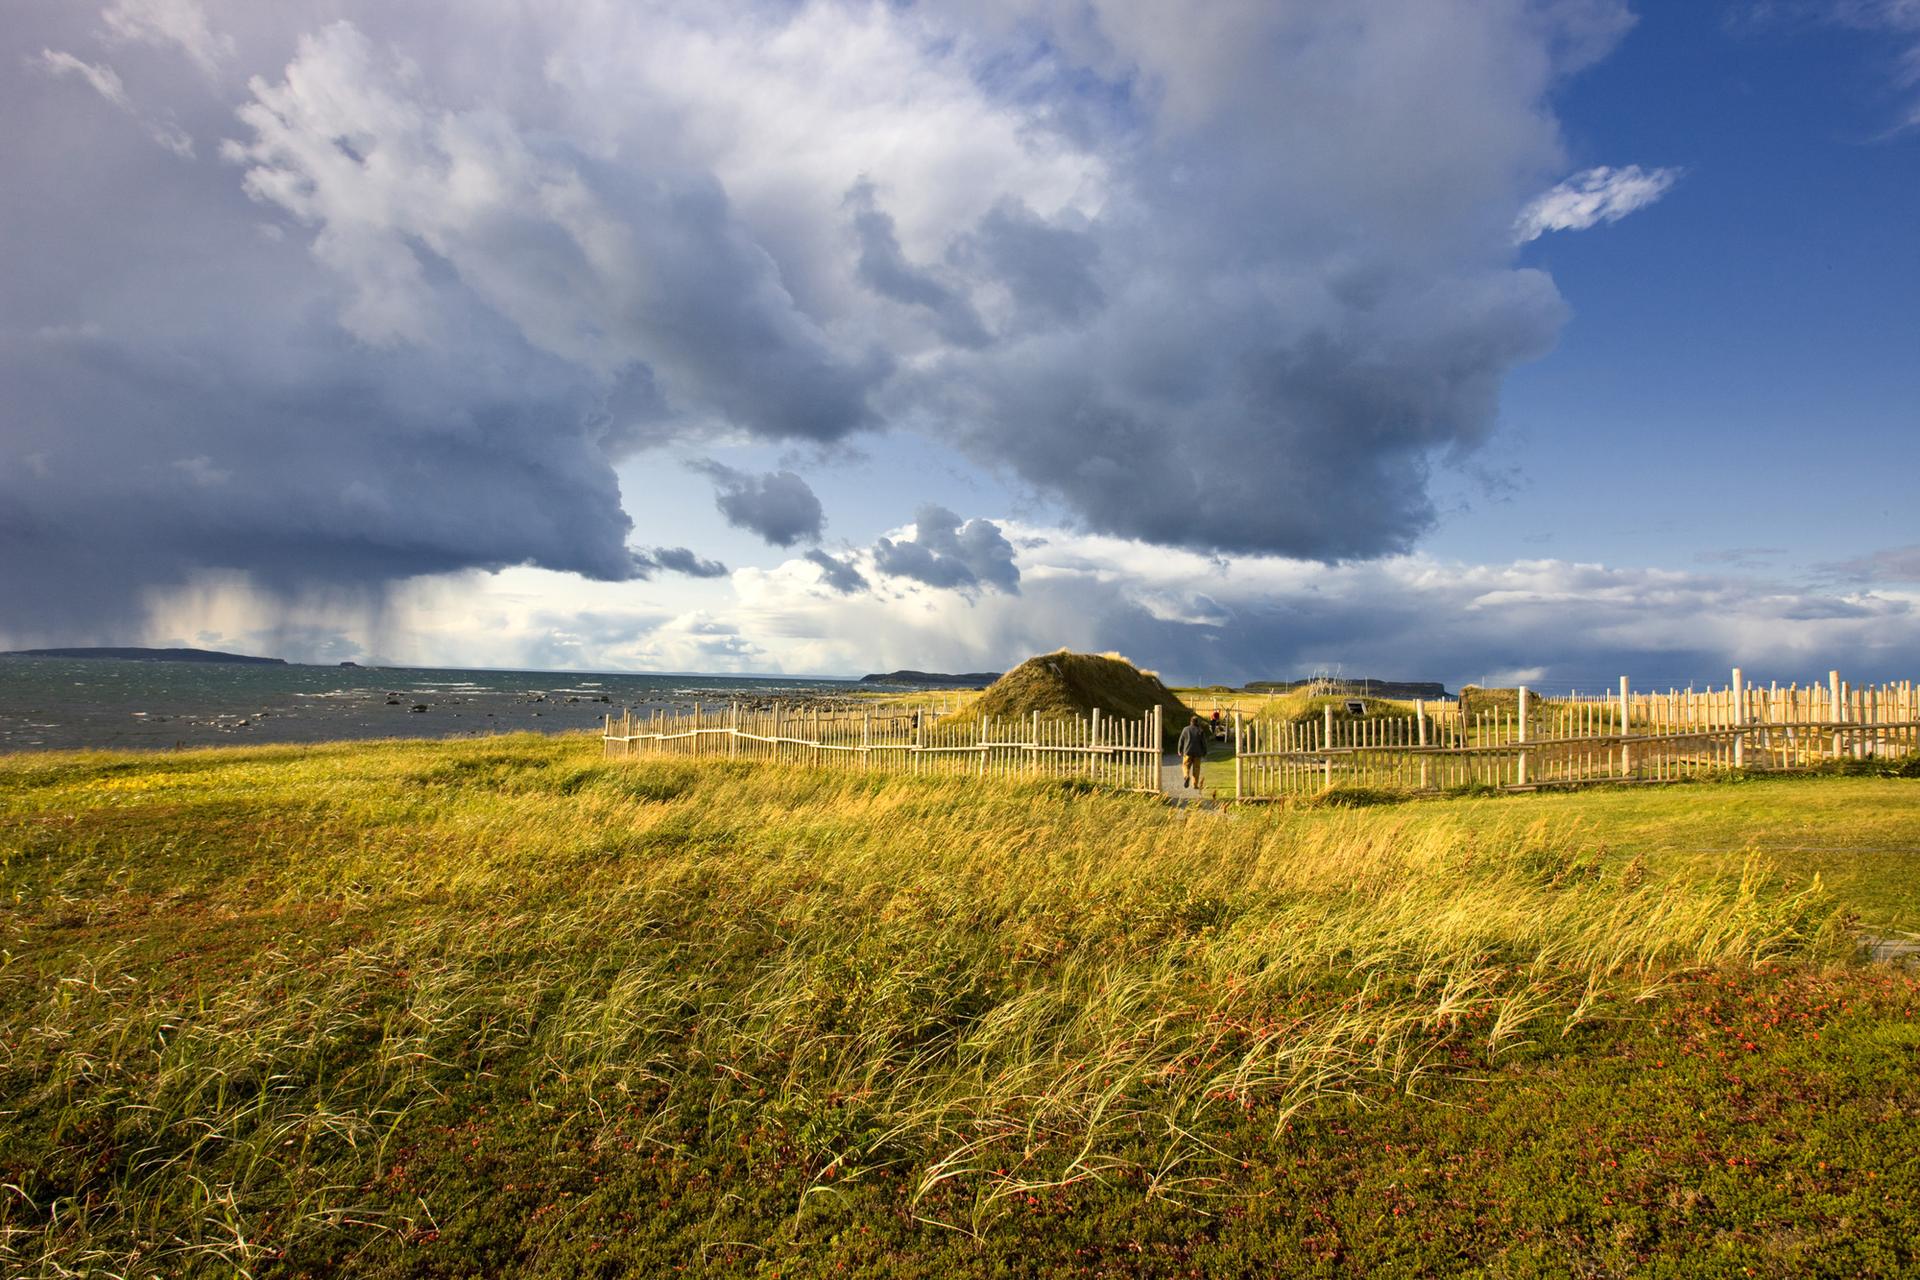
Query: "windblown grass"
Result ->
[[1, 736, 1914, 1276]]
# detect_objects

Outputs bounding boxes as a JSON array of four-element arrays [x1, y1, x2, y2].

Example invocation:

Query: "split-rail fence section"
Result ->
[[1235, 670, 1918, 799], [604, 702, 1164, 792]]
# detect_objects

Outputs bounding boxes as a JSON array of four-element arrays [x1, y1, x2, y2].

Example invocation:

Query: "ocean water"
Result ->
[[0, 657, 875, 753]]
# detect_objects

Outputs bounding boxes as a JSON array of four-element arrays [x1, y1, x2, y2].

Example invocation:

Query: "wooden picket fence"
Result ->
[[604, 702, 1163, 792], [1236, 669, 1920, 798]]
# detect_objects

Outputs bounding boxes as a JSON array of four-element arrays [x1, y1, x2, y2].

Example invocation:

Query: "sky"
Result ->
[[2, 0, 1917, 689]]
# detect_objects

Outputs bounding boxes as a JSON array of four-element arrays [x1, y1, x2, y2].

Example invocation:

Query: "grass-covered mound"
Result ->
[[1458, 685, 1611, 730], [1202, 686, 1412, 727], [3, 737, 1919, 1276], [1458, 683, 1522, 713], [1459, 685, 1589, 718], [969, 649, 1193, 740], [1262, 691, 1408, 724]]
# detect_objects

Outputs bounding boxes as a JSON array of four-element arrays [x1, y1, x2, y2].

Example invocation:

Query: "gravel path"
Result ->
[[1161, 752, 1220, 808]]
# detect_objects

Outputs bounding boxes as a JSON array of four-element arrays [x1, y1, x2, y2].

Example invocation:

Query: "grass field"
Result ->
[[3, 734, 1917, 1277], [1187, 748, 1920, 933]]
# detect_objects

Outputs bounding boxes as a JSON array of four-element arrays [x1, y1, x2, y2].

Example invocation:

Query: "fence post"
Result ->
[[1731, 669, 1745, 770], [1322, 703, 1334, 789], [1091, 707, 1102, 789], [1516, 686, 1530, 787], [1618, 677, 1632, 778], [1233, 711, 1243, 800], [1154, 705, 1164, 791], [1845, 680, 1861, 760], [1829, 670, 1842, 761], [1031, 710, 1040, 776], [1415, 698, 1429, 790], [730, 701, 739, 760]]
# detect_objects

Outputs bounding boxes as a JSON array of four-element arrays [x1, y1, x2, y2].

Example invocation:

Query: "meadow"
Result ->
[[2, 733, 1917, 1277]]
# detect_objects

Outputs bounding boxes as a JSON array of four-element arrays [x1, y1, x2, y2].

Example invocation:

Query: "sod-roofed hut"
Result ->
[[969, 650, 1194, 746]]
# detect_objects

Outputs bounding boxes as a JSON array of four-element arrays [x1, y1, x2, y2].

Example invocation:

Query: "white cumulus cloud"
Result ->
[[1513, 164, 1682, 242]]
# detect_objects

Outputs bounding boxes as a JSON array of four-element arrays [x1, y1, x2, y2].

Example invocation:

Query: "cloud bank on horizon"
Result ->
[[5, 0, 1911, 682], [145, 527, 1920, 688]]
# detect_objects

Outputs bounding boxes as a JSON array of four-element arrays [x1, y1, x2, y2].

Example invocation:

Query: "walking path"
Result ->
[[1160, 752, 1219, 809]]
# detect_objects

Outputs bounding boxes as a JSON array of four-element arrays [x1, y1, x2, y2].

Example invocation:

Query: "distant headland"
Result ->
[[3, 646, 288, 666], [859, 669, 1003, 687]]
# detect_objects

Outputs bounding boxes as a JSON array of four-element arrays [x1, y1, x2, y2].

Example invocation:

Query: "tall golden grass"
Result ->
[[0, 736, 1849, 1268]]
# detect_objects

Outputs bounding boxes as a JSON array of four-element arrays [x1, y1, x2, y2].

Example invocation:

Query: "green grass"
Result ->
[[2, 735, 1917, 1276], [1190, 750, 1920, 933]]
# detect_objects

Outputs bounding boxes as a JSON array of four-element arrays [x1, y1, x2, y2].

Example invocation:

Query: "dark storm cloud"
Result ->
[[952, 200, 1104, 328], [639, 546, 730, 578], [845, 181, 991, 349], [0, 325, 646, 640], [692, 463, 824, 548], [2, 0, 1661, 645], [873, 0, 1624, 561], [803, 549, 868, 595], [871, 506, 1020, 595], [0, 6, 877, 643]]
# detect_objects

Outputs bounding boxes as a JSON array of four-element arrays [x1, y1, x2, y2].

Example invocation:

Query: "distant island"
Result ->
[[4, 646, 287, 666], [859, 669, 1003, 687]]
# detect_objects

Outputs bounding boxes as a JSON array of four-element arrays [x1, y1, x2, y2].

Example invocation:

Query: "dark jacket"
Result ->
[[1177, 724, 1209, 759]]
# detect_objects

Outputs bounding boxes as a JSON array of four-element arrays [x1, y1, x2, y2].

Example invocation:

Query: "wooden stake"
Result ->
[[1619, 677, 1632, 778], [1233, 711, 1243, 800], [1830, 670, 1842, 761], [1516, 686, 1529, 787], [1731, 669, 1744, 769]]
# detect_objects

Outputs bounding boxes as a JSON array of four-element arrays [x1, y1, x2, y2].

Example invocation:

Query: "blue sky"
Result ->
[[2, 1, 1917, 687], [1450, 3, 1920, 573]]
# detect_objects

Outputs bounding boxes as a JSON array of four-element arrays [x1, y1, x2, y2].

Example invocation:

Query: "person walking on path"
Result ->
[[1177, 714, 1210, 790]]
